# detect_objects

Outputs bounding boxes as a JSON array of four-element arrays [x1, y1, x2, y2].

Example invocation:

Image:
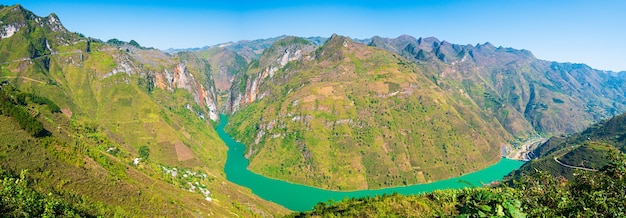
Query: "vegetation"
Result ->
[[1, 170, 89, 217], [0, 85, 49, 137], [289, 151, 626, 217], [138, 145, 150, 160], [514, 112, 626, 179], [227, 35, 509, 190], [0, 5, 288, 217]]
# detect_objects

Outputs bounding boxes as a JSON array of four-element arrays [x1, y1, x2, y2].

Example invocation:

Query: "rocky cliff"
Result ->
[[227, 36, 316, 113]]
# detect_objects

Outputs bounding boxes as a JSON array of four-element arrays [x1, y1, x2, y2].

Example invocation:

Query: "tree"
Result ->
[[138, 146, 150, 160], [129, 40, 141, 48]]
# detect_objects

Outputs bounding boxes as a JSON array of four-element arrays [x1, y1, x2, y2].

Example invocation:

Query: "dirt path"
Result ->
[[0, 76, 46, 84], [0, 50, 84, 65]]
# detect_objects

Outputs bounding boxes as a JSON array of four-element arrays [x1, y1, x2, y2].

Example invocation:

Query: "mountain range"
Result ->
[[1, 4, 626, 216], [219, 34, 626, 189]]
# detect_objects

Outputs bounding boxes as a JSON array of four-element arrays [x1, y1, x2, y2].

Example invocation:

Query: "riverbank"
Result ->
[[506, 138, 547, 161], [218, 114, 525, 211]]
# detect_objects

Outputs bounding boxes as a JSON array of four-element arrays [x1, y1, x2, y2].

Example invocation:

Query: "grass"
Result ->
[[227, 36, 508, 190], [0, 8, 290, 215]]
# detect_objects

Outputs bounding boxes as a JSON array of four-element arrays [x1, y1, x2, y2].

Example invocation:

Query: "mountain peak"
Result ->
[[325, 34, 352, 46], [1, 4, 69, 40], [315, 34, 357, 61], [396, 34, 417, 42]]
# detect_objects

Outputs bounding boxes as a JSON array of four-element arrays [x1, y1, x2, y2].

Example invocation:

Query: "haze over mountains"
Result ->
[[1, 4, 626, 217]]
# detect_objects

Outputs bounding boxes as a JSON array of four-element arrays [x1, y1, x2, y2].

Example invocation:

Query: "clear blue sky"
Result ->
[[5, 0, 626, 71]]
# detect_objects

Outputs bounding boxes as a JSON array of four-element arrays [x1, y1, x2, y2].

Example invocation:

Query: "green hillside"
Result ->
[[513, 112, 626, 179], [290, 113, 626, 217], [370, 35, 626, 138], [0, 5, 287, 217], [226, 35, 511, 190], [224, 34, 625, 191]]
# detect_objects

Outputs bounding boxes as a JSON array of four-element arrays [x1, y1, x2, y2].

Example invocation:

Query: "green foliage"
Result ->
[[138, 145, 150, 160], [0, 88, 48, 137], [106, 38, 124, 46], [129, 39, 141, 48], [0, 169, 91, 217], [290, 152, 626, 217], [456, 189, 525, 218], [26, 93, 61, 112]]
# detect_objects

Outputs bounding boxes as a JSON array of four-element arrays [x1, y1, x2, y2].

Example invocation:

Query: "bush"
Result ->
[[0, 170, 85, 217], [138, 145, 150, 160]]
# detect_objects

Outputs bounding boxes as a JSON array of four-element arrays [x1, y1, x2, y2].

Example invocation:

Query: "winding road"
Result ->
[[553, 157, 598, 172]]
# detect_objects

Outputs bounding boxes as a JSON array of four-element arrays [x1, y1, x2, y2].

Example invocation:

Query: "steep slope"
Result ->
[[513, 112, 626, 179], [195, 47, 247, 92], [369, 35, 626, 139], [226, 35, 511, 190], [0, 5, 287, 216], [291, 112, 626, 216], [227, 36, 317, 113], [193, 46, 248, 111], [291, 152, 626, 217]]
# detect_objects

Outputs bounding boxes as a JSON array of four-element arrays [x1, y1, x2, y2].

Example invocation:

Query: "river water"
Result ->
[[218, 115, 524, 211]]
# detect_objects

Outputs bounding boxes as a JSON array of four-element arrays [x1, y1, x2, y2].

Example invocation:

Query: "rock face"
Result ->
[[227, 37, 315, 113], [155, 61, 219, 121], [0, 4, 220, 122]]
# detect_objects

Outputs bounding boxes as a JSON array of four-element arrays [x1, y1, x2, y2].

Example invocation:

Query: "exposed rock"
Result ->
[[227, 37, 315, 113]]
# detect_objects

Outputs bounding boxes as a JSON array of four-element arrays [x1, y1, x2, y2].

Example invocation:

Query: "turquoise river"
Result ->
[[218, 115, 525, 211]]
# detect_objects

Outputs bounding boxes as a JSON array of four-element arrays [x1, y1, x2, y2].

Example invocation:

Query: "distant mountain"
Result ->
[[223, 34, 626, 190], [367, 35, 626, 137], [0, 4, 287, 216]]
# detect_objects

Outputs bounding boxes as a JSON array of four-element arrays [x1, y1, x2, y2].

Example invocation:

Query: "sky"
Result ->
[[4, 0, 626, 71]]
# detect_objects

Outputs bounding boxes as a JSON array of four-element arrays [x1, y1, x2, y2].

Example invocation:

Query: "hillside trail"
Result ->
[[0, 49, 86, 65], [0, 76, 46, 84], [1, 49, 88, 83], [553, 157, 598, 172]]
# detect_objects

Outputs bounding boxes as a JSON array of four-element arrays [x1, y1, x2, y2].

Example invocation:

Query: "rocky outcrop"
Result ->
[[227, 37, 315, 113]]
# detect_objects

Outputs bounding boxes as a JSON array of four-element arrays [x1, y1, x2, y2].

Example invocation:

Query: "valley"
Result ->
[[2, 3, 626, 217], [220, 114, 524, 211]]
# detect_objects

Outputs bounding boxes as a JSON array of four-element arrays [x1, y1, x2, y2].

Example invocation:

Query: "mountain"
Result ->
[[0, 5, 287, 216], [290, 151, 626, 217], [368, 35, 626, 137], [4, 3, 626, 216], [289, 113, 626, 217], [225, 35, 516, 190], [223, 34, 626, 190], [191, 36, 328, 111], [512, 112, 626, 179]]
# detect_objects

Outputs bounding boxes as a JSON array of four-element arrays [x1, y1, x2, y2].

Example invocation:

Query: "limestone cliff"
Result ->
[[227, 36, 315, 113]]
